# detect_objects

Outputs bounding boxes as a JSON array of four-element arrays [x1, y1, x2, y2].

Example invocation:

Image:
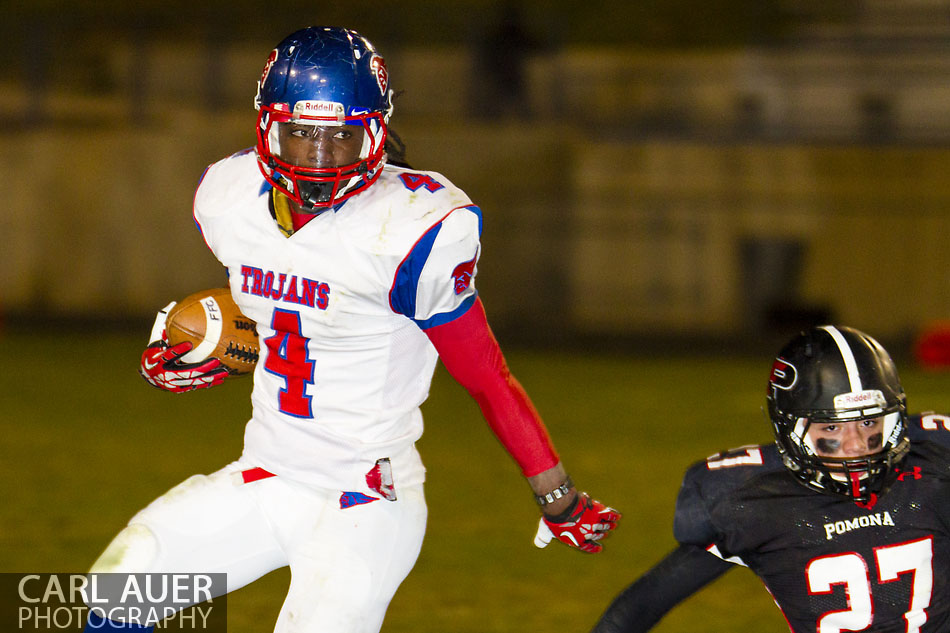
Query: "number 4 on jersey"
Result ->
[[399, 173, 444, 193], [264, 309, 315, 418]]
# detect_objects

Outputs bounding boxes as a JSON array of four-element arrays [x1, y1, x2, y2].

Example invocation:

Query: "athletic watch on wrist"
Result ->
[[535, 476, 574, 506]]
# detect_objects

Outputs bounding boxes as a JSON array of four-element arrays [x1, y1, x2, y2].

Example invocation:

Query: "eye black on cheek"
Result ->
[[867, 433, 883, 450], [815, 438, 840, 454]]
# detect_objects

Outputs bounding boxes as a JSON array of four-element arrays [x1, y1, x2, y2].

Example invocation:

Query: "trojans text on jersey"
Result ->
[[239, 265, 330, 310]]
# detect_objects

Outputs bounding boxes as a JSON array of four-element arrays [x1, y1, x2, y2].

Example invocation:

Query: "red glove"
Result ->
[[139, 302, 228, 393], [534, 493, 621, 553]]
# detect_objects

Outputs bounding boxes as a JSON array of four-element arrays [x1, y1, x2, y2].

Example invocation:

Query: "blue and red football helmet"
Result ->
[[254, 26, 393, 210]]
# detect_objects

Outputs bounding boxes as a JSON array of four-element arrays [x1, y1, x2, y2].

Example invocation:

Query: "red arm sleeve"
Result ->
[[424, 297, 559, 477]]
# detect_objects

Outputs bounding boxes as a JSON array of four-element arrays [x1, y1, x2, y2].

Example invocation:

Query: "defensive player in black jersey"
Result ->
[[592, 325, 950, 633]]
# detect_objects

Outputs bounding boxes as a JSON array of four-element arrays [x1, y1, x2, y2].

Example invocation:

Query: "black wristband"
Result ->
[[534, 475, 574, 507], [542, 492, 582, 523]]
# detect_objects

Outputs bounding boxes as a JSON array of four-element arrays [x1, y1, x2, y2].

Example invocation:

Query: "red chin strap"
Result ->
[[849, 471, 862, 497], [850, 471, 878, 509]]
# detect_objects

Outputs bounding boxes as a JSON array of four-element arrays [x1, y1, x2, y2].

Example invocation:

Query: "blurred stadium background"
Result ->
[[3, 1, 950, 631]]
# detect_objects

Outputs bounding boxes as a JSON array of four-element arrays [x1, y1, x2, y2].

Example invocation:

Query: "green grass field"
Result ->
[[4, 330, 950, 632]]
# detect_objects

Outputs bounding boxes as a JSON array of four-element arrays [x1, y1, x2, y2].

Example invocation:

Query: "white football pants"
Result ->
[[89, 460, 427, 633]]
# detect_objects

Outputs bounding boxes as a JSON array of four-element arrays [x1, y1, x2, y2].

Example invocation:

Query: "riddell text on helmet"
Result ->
[[294, 100, 346, 121]]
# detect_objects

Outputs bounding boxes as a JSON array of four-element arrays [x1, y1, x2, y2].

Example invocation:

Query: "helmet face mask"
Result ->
[[263, 120, 376, 208], [253, 27, 393, 211], [766, 326, 910, 503]]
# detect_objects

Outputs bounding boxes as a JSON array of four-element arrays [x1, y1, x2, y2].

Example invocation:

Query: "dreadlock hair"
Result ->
[[384, 89, 411, 168], [384, 127, 411, 168]]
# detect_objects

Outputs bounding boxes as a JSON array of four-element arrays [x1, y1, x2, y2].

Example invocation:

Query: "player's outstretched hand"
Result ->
[[534, 493, 621, 553], [139, 302, 228, 393]]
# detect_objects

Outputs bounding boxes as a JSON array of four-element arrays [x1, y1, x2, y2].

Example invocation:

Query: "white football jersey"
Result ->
[[193, 149, 481, 492]]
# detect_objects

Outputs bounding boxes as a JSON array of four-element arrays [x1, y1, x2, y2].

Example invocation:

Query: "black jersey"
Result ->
[[673, 413, 950, 633]]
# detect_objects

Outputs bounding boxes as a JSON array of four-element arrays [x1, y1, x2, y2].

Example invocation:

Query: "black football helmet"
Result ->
[[766, 325, 909, 503]]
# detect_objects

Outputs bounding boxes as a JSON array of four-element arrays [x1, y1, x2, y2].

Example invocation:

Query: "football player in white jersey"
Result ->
[[83, 26, 620, 633]]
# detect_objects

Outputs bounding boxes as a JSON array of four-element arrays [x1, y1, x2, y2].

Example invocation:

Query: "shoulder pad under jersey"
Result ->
[[194, 149, 262, 220], [673, 443, 783, 546], [907, 412, 950, 449]]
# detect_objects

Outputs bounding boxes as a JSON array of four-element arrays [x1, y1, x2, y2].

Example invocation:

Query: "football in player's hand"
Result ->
[[165, 288, 259, 375]]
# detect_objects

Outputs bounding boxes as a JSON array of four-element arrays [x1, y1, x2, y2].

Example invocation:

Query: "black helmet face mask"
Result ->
[[786, 409, 906, 501], [766, 326, 910, 504]]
